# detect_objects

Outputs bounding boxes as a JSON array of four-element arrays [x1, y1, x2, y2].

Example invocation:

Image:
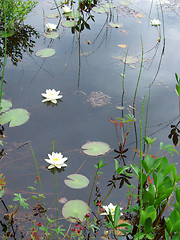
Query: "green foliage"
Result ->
[[175, 73, 180, 97], [13, 193, 29, 209], [0, 0, 37, 31]]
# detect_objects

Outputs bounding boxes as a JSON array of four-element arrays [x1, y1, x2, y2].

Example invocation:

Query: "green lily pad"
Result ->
[[62, 200, 90, 222], [64, 174, 89, 189], [119, 0, 131, 5], [35, 48, 55, 58], [109, 22, 123, 28], [0, 99, 12, 113], [63, 11, 81, 19], [61, 20, 76, 28], [46, 13, 59, 18], [81, 141, 110, 156], [102, 3, 115, 8], [93, 6, 107, 14], [0, 30, 15, 38], [0, 108, 30, 127], [44, 31, 59, 39]]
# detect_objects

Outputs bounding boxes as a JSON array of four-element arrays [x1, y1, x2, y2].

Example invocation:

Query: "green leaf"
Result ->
[[44, 31, 59, 39], [130, 164, 139, 177], [0, 189, 4, 198], [0, 99, 12, 113], [114, 205, 121, 226], [64, 174, 89, 189], [176, 188, 180, 203], [175, 73, 179, 83], [176, 84, 180, 97], [36, 48, 55, 58], [46, 13, 59, 18], [81, 141, 110, 156], [93, 6, 107, 14], [0, 30, 15, 38], [61, 20, 76, 28], [109, 22, 123, 28], [62, 200, 90, 222], [0, 108, 30, 127]]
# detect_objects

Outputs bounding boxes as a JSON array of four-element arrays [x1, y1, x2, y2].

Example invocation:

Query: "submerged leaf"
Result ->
[[62, 200, 90, 222], [64, 174, 89, 189], [36, 48, 55, 58], [0, 109, 30, 127], [93, 6, 107, 14], [81, 141, 110, 156]]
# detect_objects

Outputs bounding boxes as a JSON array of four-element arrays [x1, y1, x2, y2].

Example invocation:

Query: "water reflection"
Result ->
[[0, 25, 39, 69]]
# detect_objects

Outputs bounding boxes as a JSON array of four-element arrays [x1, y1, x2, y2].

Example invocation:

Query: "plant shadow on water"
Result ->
[[0, 0, 180, 239]]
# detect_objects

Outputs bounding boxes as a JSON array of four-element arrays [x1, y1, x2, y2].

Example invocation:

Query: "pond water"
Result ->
[[1, 0, 180, 238]]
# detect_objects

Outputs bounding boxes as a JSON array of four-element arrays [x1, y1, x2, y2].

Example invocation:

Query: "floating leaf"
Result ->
[[46, 13, 59, 18], [62, 200, 90, 222], [35, 48, 55, 58], [102, 3, 115, 8], [119, 0, 131, 5], [0, 99, 12, 113], [64, 174, 89, 189], [134, 12, 144, 18], [0, 109, 30, 127], [81, 141, 110, 156], [122, 56, 139, 64], [118, 44, 127, 48], [93, 6, 107, 14], [63, 11, 81, 19], [44, 31, 59, 39], [61, 20, 76, 28], [0, 30, 15, 38], [109, 22, 123, 28], [59, 197, 68, 204]]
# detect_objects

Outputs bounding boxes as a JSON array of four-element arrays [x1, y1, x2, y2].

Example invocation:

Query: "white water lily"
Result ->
[[45, 152, 68, 169], [62, 5, 72, 13], [41, 89, 63, 104], [101, 203, 123, 219], [46, 23, 57, 31], [151, 19, 161, 26]]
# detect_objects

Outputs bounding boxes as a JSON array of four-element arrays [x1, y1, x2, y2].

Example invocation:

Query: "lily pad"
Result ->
[[0, 108, 30, 127], [81, 141, 110, 156], [119, 0, 131, 5], [0, 99, 12, 113], [44, 31, 59, 39], [64, 174, 89, 189], [63, 11, 81, 19], [46, 13, 59, 18], [109, 22, 123, 28], [102, 3, 116, 9], [62, 200, 90, 222], [122, 56, 139, 64], [35, 48, 55, 58], [61, 20, 76, 28], [93, 6, 107, 14], [0, 30, 15, 38]]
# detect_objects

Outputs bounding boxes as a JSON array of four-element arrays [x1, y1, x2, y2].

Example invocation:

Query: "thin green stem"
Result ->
[[54, 167, 58, 240], [88, 168, 98, 206], [0, 0, 7, 105], [138, 96, 145, 236]]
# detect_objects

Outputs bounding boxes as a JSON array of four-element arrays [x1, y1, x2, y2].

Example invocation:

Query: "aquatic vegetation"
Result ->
[[100, 203, 122, 219], [81, 141, 110, 156], [44, 152, 68, 169], [46, 23, 57, 31], [36, 48, 56, 58], [64, 174, 89, 189], [0, 0, 37, 31], [41, 89, 63, 104], [151, 19, 161, 26], [62, 5, 72, 13]]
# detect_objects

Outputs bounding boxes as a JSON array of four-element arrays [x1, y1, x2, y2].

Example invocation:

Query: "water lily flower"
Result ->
[[46, 23, 57, 31], [100, 203, 123, 219], [151, 19, 161, 26], [45, 152, 68, 169], [41, 89, 63, 104], [62, 5, 72, 13]]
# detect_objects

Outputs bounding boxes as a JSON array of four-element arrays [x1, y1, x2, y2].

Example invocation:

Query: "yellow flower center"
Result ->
[[53, 158, 59, 161]]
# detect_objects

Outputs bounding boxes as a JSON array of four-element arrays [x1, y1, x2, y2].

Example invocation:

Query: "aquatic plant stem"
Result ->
[[88, 168, 98, 206], [0, 0, 7, 105], [138, 97, 145, 236], [52, 140, 58, 240], [54, 167, 58, 240]]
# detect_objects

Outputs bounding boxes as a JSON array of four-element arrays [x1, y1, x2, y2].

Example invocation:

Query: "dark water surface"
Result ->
[[1, 0, 180, 237]]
